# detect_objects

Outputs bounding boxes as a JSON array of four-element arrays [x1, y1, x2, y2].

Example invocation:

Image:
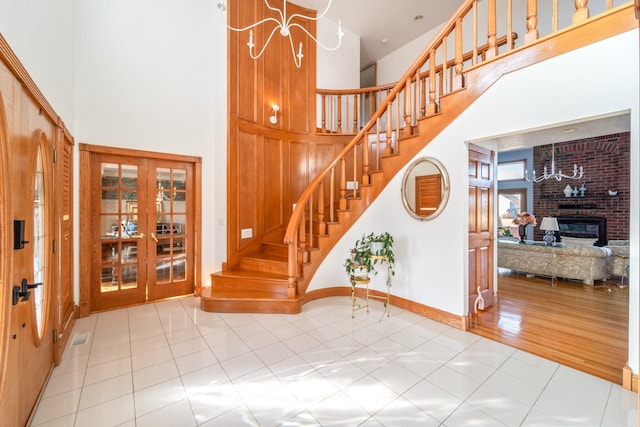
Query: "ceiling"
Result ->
[[479, 112, 631, 152], [289, 1, 630, 151], [292, 0, 461, 67]]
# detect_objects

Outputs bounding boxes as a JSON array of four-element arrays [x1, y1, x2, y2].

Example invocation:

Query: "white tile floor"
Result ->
[[31, 296, 637, 427]]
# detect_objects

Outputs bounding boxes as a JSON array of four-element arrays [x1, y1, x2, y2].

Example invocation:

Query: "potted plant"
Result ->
[[344, 234, 374, 279], [344, 232, 395, 279]]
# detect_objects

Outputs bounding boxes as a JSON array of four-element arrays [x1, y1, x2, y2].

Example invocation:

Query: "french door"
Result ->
[[87, 150, 196, 312]]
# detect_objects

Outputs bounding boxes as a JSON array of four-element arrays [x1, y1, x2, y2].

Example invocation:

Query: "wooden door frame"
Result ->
[[78, 144, 202, 317], [0, 92, 11, 403]]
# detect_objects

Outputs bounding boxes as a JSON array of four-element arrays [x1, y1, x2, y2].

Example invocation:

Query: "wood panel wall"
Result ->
[[226, 0, 333, 267]]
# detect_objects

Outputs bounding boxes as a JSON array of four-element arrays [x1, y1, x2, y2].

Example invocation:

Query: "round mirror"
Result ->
[[401, 157, 449, 220]]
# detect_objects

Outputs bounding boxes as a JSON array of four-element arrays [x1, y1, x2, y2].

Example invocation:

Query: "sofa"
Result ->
[[497, 239, 611, 285], [605, 240, 629, 282]]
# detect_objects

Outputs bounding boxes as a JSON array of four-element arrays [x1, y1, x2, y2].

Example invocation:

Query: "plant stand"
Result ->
[[350, 274, 370, 318], [349, 255, 391, 319]]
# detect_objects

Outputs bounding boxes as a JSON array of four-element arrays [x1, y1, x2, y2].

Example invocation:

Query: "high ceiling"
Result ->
[[292, 0, 461, 67], [290, 0, 630, 150]]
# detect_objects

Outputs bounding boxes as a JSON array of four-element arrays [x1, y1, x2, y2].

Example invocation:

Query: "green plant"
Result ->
[[344, 232, 395, 278], [344, 234, 374, 278]]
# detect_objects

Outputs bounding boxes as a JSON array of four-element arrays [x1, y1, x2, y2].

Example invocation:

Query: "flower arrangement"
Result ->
[[497, 227, 512, 237], [511, 212, 537, 226]]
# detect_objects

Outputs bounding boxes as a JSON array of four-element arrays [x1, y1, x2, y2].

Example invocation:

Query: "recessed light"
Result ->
[[414, 15, 424, 22], [561, 128, 577, 133], [381, 38, 388, 44]]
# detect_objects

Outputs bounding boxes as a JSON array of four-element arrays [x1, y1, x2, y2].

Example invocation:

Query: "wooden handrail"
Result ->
[[316, 32, 518, 135], [285, 0, 629, 296]]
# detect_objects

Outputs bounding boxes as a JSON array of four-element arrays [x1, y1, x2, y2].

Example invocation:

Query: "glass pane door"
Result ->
[[93, 158, 147, 310], [148, 162, 193, 300]]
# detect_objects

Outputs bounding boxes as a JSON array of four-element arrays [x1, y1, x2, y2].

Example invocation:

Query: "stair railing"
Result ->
[[284, 0, 627, 297]]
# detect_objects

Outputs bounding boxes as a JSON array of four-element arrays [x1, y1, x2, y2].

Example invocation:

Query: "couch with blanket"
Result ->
[[497, 239, 611, 285]]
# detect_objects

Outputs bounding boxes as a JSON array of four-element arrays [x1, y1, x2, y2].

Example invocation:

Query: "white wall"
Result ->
[[309, 29, 639, 374], [0, 0, 75, 123], [316, 17, 360, 89], [73, 0, 224, 291]]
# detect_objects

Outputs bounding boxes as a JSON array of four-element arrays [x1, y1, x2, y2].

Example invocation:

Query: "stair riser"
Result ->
[[262, 243, 288, 258], [211, 276, 289, 297], [240, 258, 288, 275], [201, 298, 301, 314]]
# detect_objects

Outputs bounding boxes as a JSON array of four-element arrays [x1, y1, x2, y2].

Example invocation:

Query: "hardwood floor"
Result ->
[[469, 269, 629, 385]]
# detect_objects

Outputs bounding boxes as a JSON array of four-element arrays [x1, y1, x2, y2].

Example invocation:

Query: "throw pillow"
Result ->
[[561, 236, 598, 247]]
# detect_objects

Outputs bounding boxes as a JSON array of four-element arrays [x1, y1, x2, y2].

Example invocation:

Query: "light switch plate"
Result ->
[[241, 228, 253, 239]]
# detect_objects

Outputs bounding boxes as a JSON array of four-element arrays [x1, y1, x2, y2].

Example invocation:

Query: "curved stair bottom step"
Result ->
[[200, 287, 302, 314]]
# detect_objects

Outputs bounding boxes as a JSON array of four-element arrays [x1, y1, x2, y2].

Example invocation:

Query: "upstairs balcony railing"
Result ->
[[284, 0, 632, 297], [315, 0, 627, 137]]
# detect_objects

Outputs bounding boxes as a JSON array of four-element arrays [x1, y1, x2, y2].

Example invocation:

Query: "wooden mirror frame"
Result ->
[[401, 157, 450, 221]]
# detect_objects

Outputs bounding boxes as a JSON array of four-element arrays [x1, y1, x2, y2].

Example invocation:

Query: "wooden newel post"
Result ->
[[573, 0, 589, 24], [287, 237, 298, 298], [525, 0, 539, 43], [318, 184, 326, 236]]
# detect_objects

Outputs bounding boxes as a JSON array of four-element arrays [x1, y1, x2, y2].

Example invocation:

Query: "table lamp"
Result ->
[[540, 217, 559, 246]]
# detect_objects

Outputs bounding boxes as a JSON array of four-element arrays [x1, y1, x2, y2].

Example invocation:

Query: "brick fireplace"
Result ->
[[532, 132, 630, 242]]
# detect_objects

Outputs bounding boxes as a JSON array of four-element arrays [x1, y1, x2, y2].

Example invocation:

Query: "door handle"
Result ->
[[131, 233, 145, 239], [151, 233, 159, 243], [12, 278, 42, 305]]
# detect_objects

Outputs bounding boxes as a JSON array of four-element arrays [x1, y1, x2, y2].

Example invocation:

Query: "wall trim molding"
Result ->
[[302, 287, 466, 330]]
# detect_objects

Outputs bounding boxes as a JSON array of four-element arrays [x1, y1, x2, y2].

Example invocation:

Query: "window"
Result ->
[[497, 160, 526, 181]]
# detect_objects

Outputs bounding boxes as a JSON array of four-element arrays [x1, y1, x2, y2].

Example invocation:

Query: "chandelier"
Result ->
[[217, 0, 343, 68], [525, 143, 584, 182]]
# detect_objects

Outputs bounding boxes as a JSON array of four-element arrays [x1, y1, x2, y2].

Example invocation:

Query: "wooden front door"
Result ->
[[0, 131, 56, 426], [468, 144, 495, 314], [83, 148, 197, 313]]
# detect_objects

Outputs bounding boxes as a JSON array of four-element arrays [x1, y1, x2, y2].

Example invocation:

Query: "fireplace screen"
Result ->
[[557, 216, 607, 246]]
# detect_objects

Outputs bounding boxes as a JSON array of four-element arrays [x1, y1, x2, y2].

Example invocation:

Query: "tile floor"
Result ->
[[31, 296, 637, 426]]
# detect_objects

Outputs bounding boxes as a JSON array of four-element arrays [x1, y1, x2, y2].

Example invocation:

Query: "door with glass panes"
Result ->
[[91, 155, 193, 312]]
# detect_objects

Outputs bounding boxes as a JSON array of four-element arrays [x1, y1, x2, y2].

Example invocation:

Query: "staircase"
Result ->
[[201, 1, 637, 313]]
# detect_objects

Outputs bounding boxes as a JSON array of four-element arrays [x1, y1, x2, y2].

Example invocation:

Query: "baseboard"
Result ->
[[54, 304, 79, 365], [302, 287, 467, 330], [622, 364, 638, 391]]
